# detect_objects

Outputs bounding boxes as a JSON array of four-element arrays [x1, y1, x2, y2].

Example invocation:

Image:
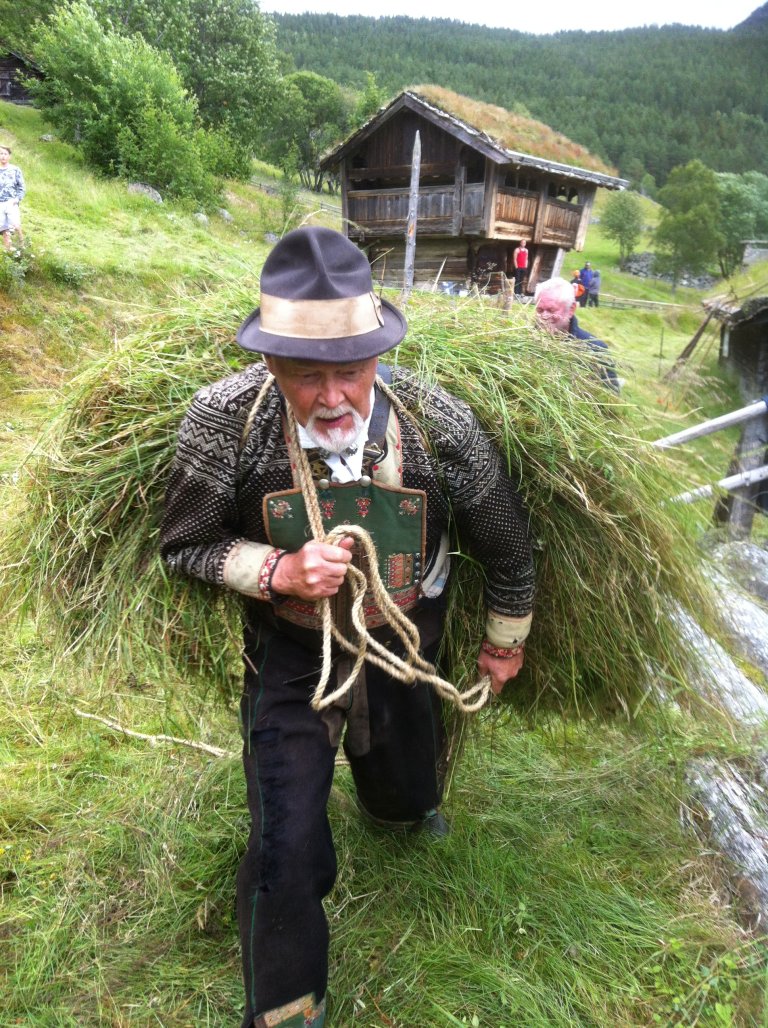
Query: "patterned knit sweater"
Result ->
[[0, 164, 25, 204], [160, 363, 535, 646]]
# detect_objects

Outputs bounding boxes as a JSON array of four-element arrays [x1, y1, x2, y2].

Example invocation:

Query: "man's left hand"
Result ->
[[477, 648, 525, 695]]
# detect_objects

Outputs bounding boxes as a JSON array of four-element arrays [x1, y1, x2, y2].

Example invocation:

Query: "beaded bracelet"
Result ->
[[259, 547, 288, 602], [481, 640, 525, 659]]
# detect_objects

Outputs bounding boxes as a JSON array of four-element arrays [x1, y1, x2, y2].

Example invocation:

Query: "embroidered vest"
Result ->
[[263, 376, 428, 631]]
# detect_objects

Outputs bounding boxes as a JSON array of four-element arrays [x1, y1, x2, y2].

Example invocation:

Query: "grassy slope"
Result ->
[[1, 102, 767, 1026]]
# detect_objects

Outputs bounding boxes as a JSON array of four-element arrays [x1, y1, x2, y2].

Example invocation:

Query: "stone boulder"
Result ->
[[127, 183, 163, 204]]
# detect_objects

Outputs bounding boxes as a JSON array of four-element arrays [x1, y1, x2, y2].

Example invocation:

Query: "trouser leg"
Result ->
[[237, 629, 337, 1027], [345, 636, 448, 824]]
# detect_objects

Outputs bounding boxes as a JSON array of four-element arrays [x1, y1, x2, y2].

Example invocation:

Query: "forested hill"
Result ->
[[272, 11, 768, 186]]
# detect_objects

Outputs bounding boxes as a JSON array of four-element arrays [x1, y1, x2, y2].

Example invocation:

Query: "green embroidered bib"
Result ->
[[264, 480, 426, 630]]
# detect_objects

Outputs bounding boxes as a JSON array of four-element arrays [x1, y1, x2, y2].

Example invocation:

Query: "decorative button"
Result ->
[[318, 478, 330, 490], [359, 474, 372, 487]]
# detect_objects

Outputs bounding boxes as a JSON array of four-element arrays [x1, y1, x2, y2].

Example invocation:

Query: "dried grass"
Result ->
[[1, 285, 715, 715]]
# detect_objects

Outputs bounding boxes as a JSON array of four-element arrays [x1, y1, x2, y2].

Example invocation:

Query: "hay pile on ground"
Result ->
[[1, 283, 715, 714]]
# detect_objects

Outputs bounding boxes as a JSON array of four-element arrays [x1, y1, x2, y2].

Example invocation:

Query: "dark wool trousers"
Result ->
[[237, 618, 447, 1027]]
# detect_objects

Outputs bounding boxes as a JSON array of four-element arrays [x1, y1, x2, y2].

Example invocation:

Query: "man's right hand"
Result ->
[[271, 538, 354, 600]]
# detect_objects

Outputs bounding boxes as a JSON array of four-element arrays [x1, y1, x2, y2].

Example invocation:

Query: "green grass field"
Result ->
[[2, 100, 768, 1027]]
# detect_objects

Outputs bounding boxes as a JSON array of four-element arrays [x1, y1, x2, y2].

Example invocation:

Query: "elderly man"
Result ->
[[161, 226, 535, 1028], [535, 276, 620, 393]]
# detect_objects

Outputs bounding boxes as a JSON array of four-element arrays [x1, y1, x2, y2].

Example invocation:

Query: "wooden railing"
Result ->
[[347, 182, 485, 236], [346, 184, 584, 246], [542, 199, 582, 246], [494, 188, 537, 231]]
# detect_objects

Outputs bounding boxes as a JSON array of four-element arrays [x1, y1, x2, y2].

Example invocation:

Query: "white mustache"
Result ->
[[312, 405, 354, 420]]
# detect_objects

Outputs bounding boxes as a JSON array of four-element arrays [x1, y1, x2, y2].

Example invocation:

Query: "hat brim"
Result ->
[[236, 298, 407, 362]]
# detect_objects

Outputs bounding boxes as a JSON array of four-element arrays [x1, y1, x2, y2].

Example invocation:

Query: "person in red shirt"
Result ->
[[512, 239, 528, 296]]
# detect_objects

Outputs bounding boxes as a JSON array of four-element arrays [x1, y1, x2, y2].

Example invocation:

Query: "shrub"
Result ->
[[195, 127, 253, 182], [117, 107, 221, 208], [0, 247, 32, 292], [28, 1, 225, 206], [35, 251, 92, 289]]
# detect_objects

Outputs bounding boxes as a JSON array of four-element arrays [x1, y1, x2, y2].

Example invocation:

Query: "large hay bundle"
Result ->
[[2, 282, 714, 713]]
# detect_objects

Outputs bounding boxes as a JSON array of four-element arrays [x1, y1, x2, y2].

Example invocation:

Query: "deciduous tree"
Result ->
[[264, 71, 350, 192], [600, 191, 644, 269], [90, 0, 281, 151], [29, 2, 222, 205], [715, 171, 768, 278], [654, 160, 722, 290]]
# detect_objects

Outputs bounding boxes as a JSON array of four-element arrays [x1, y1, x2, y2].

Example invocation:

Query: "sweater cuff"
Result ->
[[223, 540, 285, 601], [485, 611, 532, 648]]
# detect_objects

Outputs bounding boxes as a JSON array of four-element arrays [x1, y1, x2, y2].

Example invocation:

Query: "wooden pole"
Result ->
[[402, 130, 421, 301], [652, 398, 768, 450], [670, 464, 768, 504], [662, 310, 715, 381]]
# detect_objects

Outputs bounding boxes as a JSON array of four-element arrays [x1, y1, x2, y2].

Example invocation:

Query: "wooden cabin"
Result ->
[[705, 292, 768, 535], [0, 48, 42, 105], [320, 90, 627, 294]]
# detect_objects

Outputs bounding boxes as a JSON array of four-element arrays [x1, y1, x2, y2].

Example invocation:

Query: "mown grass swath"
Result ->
[[2, 283, 715, 713]]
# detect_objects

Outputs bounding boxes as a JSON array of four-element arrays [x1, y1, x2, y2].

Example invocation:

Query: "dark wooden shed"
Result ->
[[706, 290, 768, 534], [320, 88, 627, 293], [0, 48, 42, 105]]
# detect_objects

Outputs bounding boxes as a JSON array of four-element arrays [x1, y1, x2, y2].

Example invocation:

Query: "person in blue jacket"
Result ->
[[578, 261, 594, 307]]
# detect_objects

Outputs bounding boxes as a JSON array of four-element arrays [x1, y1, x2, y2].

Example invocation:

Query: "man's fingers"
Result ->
[[322, 540, 353, 562]]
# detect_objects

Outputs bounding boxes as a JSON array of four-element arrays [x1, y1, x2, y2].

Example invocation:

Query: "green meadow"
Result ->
[[2, 101, 768, 1027]]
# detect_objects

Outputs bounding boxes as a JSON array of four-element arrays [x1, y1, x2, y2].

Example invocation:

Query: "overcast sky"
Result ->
[[262, 0, 758, 34]]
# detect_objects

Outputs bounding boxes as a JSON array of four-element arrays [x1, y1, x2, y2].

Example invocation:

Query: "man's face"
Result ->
[[0, 149, 10, 167], [535, 292, 575, 335], [266, 354, 378, 451]]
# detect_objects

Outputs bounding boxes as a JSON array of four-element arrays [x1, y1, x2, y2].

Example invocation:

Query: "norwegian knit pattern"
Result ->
[[161, 363, 534, 620]]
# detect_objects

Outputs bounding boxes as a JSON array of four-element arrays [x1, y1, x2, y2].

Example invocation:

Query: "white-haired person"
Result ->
[[0, 144, 25, 252], [534, 276, 620, 393]]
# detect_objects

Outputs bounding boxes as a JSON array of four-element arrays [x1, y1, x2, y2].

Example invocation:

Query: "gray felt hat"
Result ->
[[237, 226, 407, 362]]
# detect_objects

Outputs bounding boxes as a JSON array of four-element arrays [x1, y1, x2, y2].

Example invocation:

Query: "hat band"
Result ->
[[260, 292, 384, 340]]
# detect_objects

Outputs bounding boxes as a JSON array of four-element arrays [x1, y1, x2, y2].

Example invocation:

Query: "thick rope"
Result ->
[[282, 384, 493, 714]]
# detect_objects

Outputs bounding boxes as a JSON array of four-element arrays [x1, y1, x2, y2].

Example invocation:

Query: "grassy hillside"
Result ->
[[2, 102, 767, 1026]]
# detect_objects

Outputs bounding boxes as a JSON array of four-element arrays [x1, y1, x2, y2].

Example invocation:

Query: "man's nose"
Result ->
[[318, 378, 344, 409]]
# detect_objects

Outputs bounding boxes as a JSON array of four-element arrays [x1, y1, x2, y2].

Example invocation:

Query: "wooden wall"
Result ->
[[349, 111, 465, 185], [366, 238, 471, 287], [0, 55, 38, 104]]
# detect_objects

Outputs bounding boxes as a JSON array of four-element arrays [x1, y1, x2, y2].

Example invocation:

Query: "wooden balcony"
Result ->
[[347, 182, 485, 238], [541, 199, 583, 247], [494, 187, 537, 237], [346, 182, 584, 247]]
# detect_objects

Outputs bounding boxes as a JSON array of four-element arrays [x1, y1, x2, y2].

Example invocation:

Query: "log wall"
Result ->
[[348, 183, 485, 239], [366, 238, 471, 288]]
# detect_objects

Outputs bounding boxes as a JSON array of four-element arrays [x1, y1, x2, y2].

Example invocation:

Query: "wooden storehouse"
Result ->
[[320, 89, 627, 293], [705, 290, 768, 534], [0, 48, 42, 105]]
